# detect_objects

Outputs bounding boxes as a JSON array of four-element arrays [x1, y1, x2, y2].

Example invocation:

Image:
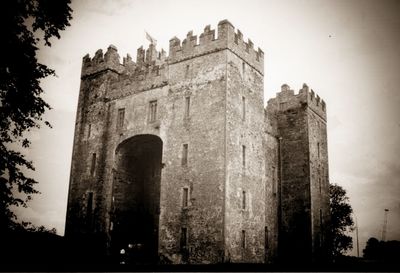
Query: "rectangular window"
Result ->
[[180, 227, 188, 250], [241, 230, 246, 249], [87, 192, 93, 216], [86, 192, 93, 229], [149, 100, 157, 122], [242, 145, 246, 167], [90, 153, 96, 175], [319, 177, 322, 194], [242, 190, 246, 209], [185, 64, 190, 78], [88, 124, 91, 138], [317, 142, 320, 158], [182, 144, 188, 166], [242, 96, 246, 121], [265, 226, 269, 250], [185, 96, 190, 118], [182, 188, 189, 208], [242, 62, 245, 75], [117, 108, 125, 130]]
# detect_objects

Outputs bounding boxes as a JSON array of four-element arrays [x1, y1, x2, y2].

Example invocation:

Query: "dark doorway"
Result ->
[[112, 134, 162, 263]]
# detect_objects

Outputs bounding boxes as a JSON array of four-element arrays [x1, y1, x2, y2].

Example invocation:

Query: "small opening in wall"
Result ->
[[117, 108, 125, 130], [185, 96, 190, 118], [242, 145, 246, 168], [182, 187, 189, 208], [149, 100, 157, 122], [180, 227, 188, 250], [182, 144, 188, 166], [241, 230, 246, 249], [90, 153, 96, 176], [242, 190, 246, 209]]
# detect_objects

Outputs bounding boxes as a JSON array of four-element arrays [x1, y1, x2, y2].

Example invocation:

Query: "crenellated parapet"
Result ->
[[81, 45, 125, 78], [267, 83, 326, 120], [82, 43, 168, 85], [168, 20, 264, 75]]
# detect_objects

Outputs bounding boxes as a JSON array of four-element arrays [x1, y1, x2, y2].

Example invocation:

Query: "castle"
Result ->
[[65, 20, 330, 264]]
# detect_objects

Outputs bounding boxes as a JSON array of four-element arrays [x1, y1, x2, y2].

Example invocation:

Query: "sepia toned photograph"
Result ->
[[0, 0, 399, 271]]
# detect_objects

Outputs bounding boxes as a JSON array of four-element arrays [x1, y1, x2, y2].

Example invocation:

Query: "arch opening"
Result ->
[[112, 134, 162, 262]]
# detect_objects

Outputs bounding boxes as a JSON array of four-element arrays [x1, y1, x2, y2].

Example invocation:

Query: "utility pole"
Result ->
[[381, 208, 389, 241]]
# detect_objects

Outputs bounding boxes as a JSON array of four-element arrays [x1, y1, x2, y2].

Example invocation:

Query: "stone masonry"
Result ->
[[65, 19, 330, 264]]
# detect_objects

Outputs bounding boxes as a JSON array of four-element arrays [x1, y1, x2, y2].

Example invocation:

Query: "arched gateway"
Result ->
[[111, 134, 163, 261]]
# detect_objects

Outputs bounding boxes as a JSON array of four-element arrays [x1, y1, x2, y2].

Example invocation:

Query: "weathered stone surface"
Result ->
[[65, 20, 330, 264]]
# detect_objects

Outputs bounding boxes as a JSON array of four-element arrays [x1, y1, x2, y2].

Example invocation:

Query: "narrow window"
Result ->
[[319, 177, 322, 194], [242, 145, 246, 167], [180, 227, 188, 250], [242, 96, 246, 121], [265, 226, 269, 250], [317, 142, 320, 158], [90, 153, 96, 175], [242, 62, 245, 75], [242, 190, 246, 209], [86, 192, 93, 228], [149, 100, 157, 122], [117, 108, 125, 130], [185, 96, 190, 118], [182, 187, 189, 208], [185, 64, 190, 78], [87, 192, 93, 216], [182, 144, 188, 166], [241, 230, 246, 249], [88, 124, 91, 138]]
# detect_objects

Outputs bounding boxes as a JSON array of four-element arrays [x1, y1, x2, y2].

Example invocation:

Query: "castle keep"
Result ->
[[65, 20, 330, 264]]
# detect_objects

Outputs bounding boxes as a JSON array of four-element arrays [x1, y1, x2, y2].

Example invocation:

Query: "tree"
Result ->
[[329, 183, 355, 258], [0, 0, 72, 232]]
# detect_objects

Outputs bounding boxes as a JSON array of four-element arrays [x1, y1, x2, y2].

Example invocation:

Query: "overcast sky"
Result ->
[[14, 0, 400, 256]]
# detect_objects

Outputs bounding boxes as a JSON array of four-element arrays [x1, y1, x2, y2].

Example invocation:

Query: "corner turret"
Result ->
[[81, 45, 124, 79]]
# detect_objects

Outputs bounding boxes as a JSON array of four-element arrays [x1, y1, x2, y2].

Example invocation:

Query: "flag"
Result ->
[[145, 31, 157, 45]]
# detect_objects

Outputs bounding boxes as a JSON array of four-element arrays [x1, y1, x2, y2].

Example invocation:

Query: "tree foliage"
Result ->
[[330, 183, 355, 257], [0, 0, 72, 231]]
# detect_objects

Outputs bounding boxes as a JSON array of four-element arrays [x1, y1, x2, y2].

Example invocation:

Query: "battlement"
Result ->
[[81, 20, 264, 80], [168, 19, 264, 74], [267, 83, 326, 120], [81, 43, 168, 82]]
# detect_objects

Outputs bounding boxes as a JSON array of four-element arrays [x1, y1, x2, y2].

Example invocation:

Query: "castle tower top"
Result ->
[[81, 20, 264, 79], [267, 83, 327, 120]]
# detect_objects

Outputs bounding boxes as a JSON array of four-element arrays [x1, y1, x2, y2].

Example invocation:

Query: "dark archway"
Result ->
[[111, 134, 162, 262]]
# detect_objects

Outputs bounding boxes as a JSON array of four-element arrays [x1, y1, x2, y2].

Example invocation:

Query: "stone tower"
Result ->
[[266, 84, 330, 263], [65, 19, 330, 264]]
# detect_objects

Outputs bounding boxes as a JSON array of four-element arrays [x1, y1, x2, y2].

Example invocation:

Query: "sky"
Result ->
[[13, 0, 400, 257]]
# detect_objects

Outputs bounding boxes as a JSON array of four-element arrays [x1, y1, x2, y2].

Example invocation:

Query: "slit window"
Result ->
[[242, 62, 245, 75], [242, 190, 246, 209], [149, 100, 157, 122], [90, 153, 96, 175], [185, 65, 190, 78], [182, 187, 189, 208], [88, 124, 91, 138], [182, 144, 188, 166], [180, 227, 188, 250], [117, 108, 125, 130], [241, 230, 246, 249], [317, 142, 320, 158], [185, 96, 190, 118], [242, 96, 246, 121], [242, 145, 246, 167]]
